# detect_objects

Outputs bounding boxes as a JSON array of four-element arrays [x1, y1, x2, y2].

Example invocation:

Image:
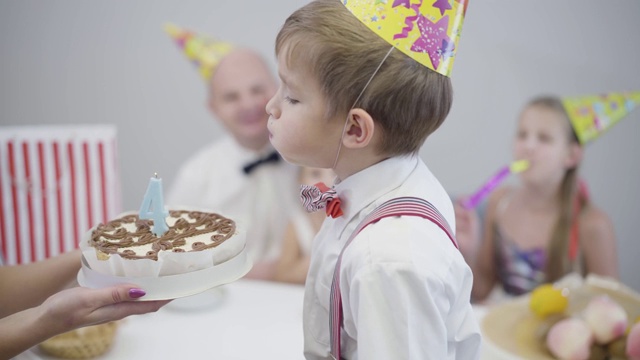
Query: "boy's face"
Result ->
[[265, 51, 344, 168], [208, 49, 277, 152]]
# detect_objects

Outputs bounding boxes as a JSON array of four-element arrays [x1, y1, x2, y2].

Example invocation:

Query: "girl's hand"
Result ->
[[454, 199, 482, 263]]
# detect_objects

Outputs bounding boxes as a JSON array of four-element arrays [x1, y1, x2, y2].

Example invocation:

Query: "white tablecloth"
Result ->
[[31, 279, 306, 360], [24, 280, 513, 360]]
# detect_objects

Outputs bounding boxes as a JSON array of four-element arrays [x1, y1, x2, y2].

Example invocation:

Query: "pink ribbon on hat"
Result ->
[[299, 182, 343, 218]]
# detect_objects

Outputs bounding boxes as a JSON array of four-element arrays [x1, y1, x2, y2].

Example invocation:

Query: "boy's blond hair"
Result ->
[[276, 0, 453, 156]]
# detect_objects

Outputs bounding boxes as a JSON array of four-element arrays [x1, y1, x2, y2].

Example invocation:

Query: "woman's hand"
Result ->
[[1, 285, 170, 359], [40, 285, 170, 332]]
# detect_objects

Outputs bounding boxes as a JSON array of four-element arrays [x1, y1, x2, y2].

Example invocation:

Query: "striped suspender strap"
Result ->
[[329, 197, 458, 360]]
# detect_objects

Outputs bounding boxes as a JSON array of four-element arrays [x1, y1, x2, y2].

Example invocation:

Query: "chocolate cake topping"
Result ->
[[89, 210, 236, 261]]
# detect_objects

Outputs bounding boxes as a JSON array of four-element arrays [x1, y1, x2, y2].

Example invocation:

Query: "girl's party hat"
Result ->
[[342, 0, 468, 77], [562, 91, 640, 144], [164, 23, 234, 81]]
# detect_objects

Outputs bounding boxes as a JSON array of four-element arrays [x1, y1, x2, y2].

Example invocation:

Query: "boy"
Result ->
[[265, 0, 481, 359]]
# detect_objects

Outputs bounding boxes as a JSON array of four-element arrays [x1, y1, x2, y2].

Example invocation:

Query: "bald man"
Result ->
[[168, 49, 299, 280]]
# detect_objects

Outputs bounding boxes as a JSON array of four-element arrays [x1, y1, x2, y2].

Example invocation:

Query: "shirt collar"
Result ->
[[332, 155, 419, 235]]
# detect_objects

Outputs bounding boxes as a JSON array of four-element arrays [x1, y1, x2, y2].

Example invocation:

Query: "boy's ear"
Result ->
[[342, 108, 376, 150], [565, 143, 584, 169]]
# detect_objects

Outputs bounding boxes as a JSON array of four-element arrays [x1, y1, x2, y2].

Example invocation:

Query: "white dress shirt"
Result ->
[[167, 135, 299, 263], [303, 155, 481, 360]]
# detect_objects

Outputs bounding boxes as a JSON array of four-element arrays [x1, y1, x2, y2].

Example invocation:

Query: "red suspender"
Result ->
[[329, 197, 458, 359]]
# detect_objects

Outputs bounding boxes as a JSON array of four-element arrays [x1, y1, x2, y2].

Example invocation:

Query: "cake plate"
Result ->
[[77, 247, 252, 301]]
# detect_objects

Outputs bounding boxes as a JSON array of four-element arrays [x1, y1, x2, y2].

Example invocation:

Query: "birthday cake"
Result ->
[[77, 174, 250, 299], [80, 207, 248, 280], [88, 210, 239, 261]]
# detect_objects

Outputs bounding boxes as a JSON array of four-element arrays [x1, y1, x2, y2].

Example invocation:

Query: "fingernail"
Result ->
[[129, 288, 146, 299]]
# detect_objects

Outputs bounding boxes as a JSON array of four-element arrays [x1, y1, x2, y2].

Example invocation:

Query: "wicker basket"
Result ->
[[39, 322, 118, 359]]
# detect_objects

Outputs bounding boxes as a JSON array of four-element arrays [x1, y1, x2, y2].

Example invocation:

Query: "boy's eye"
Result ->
[[284, 96, 299, 105]]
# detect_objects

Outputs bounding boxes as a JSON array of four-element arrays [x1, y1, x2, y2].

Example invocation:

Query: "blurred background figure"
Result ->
[[163, 24, 299, 281], [456, 92, 639, 303], [274, 167, 336, 284]]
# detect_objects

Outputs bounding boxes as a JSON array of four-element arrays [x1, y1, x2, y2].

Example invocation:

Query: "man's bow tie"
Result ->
[[300, 182, 343, 218], [242, 151, 281, 175]]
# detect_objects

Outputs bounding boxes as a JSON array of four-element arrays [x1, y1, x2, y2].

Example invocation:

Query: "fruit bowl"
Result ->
[[481, 274, 640, 360]]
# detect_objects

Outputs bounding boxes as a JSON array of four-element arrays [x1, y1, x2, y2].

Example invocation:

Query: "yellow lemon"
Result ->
[[529, 284, 569, 318]]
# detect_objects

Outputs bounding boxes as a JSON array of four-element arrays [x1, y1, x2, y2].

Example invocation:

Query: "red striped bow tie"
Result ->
[[299, 182, 343, 218]]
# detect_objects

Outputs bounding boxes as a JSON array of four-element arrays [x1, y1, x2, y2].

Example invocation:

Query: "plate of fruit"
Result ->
[[481, 274, 640, 360]]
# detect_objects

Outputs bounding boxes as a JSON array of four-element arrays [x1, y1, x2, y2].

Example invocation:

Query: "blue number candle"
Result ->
[[139, 173, 169, 236]]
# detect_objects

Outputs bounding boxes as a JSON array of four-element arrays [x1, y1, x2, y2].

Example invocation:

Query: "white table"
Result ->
[[26, 280, 511, 360], [32, 279, 306, 360]]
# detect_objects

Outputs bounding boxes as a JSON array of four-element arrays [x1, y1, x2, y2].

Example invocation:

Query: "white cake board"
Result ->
[[77, 248, 253, 301]]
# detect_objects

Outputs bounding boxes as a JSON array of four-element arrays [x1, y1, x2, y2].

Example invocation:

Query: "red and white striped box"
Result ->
[[0, 125, 122, 265]]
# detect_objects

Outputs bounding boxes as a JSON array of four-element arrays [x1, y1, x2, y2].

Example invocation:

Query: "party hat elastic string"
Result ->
[[332, 46, 395, 170]]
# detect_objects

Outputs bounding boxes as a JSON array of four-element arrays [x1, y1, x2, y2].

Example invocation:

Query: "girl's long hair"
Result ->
[[526, 96, 588, 282]]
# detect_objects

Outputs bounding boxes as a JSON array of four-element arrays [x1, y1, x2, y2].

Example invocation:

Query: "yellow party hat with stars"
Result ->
[[164, 23, 234, 81], [562, 91, 640, 144], [343, 0, 468, 77]]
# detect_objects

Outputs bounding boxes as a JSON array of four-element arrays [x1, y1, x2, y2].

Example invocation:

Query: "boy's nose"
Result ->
[[265, 96, 280, 119]]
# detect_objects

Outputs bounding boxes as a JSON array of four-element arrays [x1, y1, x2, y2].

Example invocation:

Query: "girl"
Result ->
[[456, 96, 618, 302]]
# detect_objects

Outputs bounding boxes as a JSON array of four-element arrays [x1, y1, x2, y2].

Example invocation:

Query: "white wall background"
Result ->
[[1, 1, 638, 290]]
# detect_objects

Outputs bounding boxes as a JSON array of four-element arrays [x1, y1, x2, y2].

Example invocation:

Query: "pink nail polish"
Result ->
[[129, 289, 146, 299]]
